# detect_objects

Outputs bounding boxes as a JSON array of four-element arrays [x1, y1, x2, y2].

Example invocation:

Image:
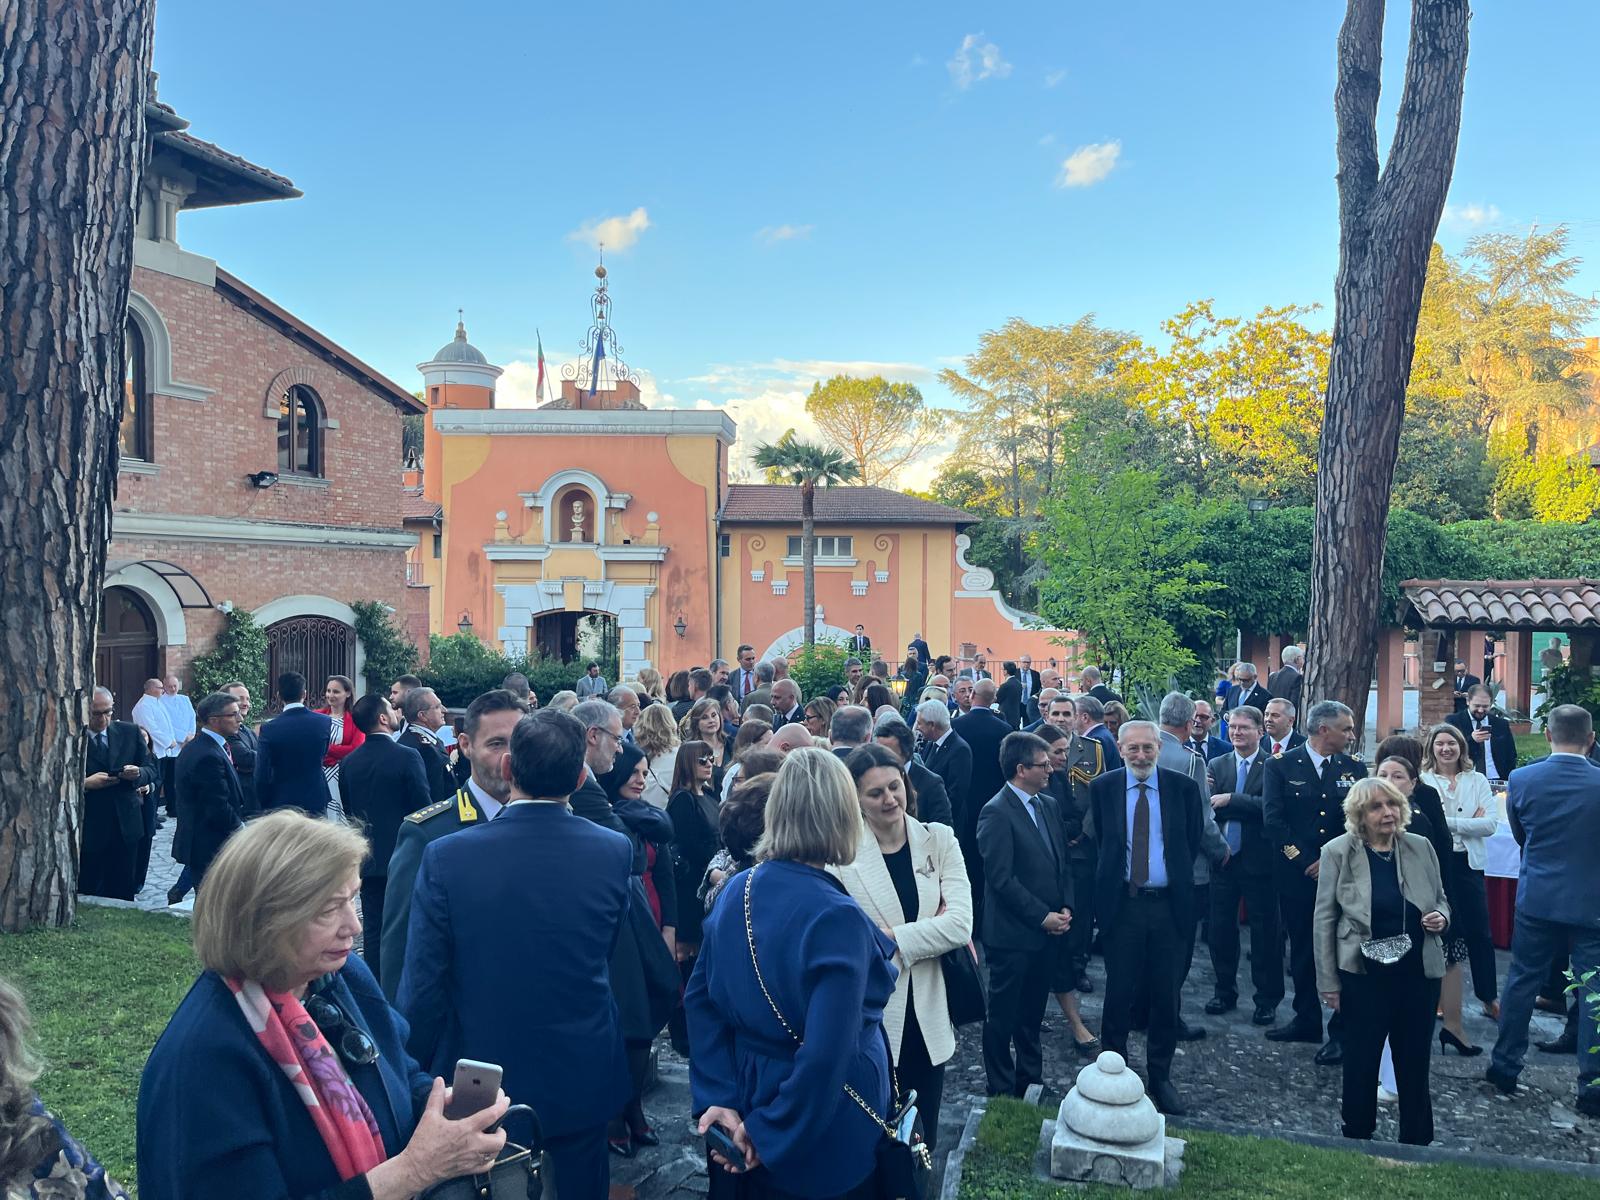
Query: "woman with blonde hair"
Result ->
[[633, 701, 680, 809], [802, 697, 837, 745], [688, 749, 897, 1199], [1420, 721, 1500, 1048], [635, 667, 666, 703], [1, 978, 127, 1198], [1314, 777, 1450, 1146], [138, 810, 510, 1199], [683, 697, 730, 777]]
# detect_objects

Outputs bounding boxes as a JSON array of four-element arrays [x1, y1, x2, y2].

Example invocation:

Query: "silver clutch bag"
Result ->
[[1359, 933, 1413, 964]]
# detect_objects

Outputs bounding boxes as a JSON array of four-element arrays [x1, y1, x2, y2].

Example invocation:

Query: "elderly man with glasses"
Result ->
[[82, 685, 159, 900]]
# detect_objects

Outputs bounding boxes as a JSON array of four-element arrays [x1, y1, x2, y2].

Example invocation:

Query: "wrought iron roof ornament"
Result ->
[[562, 249, 639, 394]]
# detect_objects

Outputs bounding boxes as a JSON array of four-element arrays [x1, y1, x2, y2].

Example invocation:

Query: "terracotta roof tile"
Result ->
[[402, 488, 441, 521], [720, 485, 971, 525], [158, 130, 300, 194], [1401, 579, 1600, 628]]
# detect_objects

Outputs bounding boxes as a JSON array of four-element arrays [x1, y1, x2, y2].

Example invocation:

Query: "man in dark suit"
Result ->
[[828, 704, 873, 761], [899, 647, 928, 714], [1450, 658, 1481, 713], [953, 680, 1013, 917], [996, 661, 1024, 729], [401, 707, 633, 1199], [1223, 662, 1273, 714], [873, 717, 952, 826], [1486, 704, 1600, 1114], [381, 688, 529, 1000], [1262, 698, 1306, 758], [1204, 704, 1283, 1025], [1446, 684, 1519, 782], [340, 693, 430, 984], [172, 691, 247, 889], [915, 700, 973, 838], [1075, 694, 1123, 772], [570, 698, 631, 836], [1267, 647, 1304, 718], [395, 685, 455, 801], [1080, 665, 1123, 707], [1186, 700, 1231, 761], [221, 682, 260, 814], [1263, 699, 1366, 1064], [81, 686, 158, 900], [1016, 655, 1042, 712], [770, 678, 805, 727], [977, 731, 1073, 1097], [254, 672, 333, 814], [1090, 720, 1203, 1115], [849, 624, 872, 657]]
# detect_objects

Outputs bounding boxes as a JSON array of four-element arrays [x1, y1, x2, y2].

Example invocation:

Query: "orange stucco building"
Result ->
[[409, 271, 1074, 676]]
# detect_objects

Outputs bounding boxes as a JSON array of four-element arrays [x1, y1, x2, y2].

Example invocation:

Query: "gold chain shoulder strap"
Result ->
[[741, 864, 896, 1137]]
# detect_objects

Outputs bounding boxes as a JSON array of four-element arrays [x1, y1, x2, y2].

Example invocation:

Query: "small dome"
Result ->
[[431, 318, 488, 366]]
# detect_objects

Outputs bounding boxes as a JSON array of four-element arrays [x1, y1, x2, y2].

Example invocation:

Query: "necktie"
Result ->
[[1273, 740, 1283, 756], [95, 731, 108, 751], [1028, 796, 1055, 858], [1131, 782, 1151, 887], [1223, 759, 1246, 853]]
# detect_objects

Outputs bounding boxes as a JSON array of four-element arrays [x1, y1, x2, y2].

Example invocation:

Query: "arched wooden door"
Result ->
[[265, 615, 356, 712], [97, 586, 160, 720]]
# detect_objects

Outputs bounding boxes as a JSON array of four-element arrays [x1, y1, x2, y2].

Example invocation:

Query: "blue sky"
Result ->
[[154, 1, 1600, 484]]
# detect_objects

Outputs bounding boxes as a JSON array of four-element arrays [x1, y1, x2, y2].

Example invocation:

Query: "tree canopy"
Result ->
[[803, 374, 943, 487]]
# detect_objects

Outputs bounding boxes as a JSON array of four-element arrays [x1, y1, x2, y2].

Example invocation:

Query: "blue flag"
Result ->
[[589, 332, 606, 397]]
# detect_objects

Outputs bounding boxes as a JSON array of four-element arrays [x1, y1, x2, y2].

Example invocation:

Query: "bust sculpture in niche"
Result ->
[[569, 498, 587, 542]]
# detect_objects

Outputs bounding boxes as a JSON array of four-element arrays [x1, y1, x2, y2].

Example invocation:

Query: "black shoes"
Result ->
[[1537, 1032, 1577, 1055], [166, 883, 188, 906], [1175, 1021, 1208, 1042], [1075, 974, 1096, 995], [1313, 1038, 1343, 1066], [1074, 1035, 1102, 1059], [1204, 995, 1237, 1015], [1484, 1064, 1518, 1095], [1251, 1004, 1279, 1026], [1439, 1028, 1482, 1057], [1149, 1080, 1187, 1116], [1266, 1022, 1321, 1044]]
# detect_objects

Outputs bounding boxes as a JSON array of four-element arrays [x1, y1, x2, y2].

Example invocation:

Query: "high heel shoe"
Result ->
[[631, 1124, 661, 1148], [607, 1119, 634, 1158], [1439, 1027, 1482, 1056]]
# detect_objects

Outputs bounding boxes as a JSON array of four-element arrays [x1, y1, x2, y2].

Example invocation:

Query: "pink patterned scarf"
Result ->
[[227, 977, 387, 1180]]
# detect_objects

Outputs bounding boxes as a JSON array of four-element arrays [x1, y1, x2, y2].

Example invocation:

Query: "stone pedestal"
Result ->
[[1049, 1051, 1184, 1189]]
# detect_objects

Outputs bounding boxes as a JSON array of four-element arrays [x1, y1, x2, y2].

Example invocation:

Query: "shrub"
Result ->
[[788, 641, 851, 702], [351, 600, 419, 695], [417, 633, 616, 708], [188, 607, 268, 705]]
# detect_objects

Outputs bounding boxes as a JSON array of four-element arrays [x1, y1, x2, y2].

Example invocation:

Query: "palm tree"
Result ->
[[753, 432, 862, 646]]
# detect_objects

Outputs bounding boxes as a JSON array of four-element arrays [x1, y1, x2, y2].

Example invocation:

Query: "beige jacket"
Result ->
[[832, 818, 972, 1067], [1313, 831, 1451, 993]]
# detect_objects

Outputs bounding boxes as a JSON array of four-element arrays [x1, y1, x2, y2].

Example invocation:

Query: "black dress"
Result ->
[[883, 840, 946, 1151]]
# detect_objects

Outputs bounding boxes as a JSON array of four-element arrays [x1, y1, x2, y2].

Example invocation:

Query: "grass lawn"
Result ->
[[1513, 731, 1549, 762], [960, 1097, 1597, 1199], [0, 905, 197, 1193]]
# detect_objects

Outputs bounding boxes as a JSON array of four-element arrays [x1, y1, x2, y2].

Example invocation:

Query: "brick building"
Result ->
[[100, 88, 420, 717]]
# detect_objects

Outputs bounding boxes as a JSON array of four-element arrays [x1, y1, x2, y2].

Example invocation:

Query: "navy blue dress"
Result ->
[[137, 955, 432, 1200], [687, 860, 897, 1199]]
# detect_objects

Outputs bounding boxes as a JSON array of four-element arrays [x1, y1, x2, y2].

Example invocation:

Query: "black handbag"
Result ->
[[419, 1103, 543, 1200], [938, 940, 986, 1027], [743, 866, 932, 1200]]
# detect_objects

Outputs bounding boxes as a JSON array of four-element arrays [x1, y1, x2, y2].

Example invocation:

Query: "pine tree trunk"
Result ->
[[0, 0, 156, 929], [802, 485, 816, 646], [1305, 0, 1469, 733]]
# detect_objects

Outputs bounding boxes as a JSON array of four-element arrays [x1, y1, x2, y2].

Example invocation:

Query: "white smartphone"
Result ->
[[445, 1058, 502, 1120]]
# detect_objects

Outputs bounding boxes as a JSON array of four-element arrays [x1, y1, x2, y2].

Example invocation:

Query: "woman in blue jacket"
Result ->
[[137, 810, 510, 1200], [687, 748, 898, 1200]]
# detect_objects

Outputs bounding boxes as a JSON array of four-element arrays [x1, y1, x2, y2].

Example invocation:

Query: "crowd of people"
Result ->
[[2, 636, 1593, 1200]]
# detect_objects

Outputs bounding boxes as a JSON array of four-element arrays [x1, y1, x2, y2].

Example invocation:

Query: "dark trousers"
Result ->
[[982, 944, 1053, 1096], [359, 877, 386, 983], [1447, 852, 1498, 1004], [1279, 872, 1339, 1038], [1102, 890, 1182, 1083], [1064, 853, 1098, 979], [897, 999, 946, 1151], [1339, 966, 1440, 1144], [79, 821, 139, 902], [544, 1125, 609, 1200], [1492, 910, 1600, 1096], [1209, 862, 1283, 1006], [160, 756, 177, 815], [134, 788, 159, 893], [708, 1161, 877, 1200], [1180, 881, 1209, 985]]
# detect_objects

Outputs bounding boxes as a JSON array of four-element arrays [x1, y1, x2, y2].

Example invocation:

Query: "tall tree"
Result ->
[[803, 374, 943, 487], [1305, 0, 1469, 726], [0, 0, 156, 929], [754, 432, 862, 647]]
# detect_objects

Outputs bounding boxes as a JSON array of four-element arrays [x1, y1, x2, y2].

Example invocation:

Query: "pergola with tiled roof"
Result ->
[[1401, 579, 1600, 629], [719, 484, 971, 525]]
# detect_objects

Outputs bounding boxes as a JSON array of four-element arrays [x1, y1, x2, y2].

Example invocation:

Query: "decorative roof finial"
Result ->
[[455, 308, 467, 340]]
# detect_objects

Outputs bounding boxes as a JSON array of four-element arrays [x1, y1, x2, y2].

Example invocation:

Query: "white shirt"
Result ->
[[131, 693, 177, 758], [1469, 716, 1503, 780], [160, 691, 196, 742], [466, 776, 504, 822]]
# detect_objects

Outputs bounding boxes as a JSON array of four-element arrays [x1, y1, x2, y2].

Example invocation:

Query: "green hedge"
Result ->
[[418, 633, 618, 708]]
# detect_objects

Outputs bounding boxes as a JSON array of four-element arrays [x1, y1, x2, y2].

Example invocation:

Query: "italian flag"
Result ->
[[535, 330, 547, 403]]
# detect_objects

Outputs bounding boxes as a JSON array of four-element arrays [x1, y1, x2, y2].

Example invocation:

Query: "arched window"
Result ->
[[277, 384, 323, 476], [120, 317, 151, 460]]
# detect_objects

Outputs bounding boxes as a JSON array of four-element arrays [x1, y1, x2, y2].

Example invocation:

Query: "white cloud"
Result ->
[[1057, 141, 1121, 188], [756, 223, 815, 244], [1037, 132, 1055, 147], [1442, 202, 1502, 228], [948, 33, 1011, 89], [566, 206, 651, 252], [1044, 68, 1066, 88], [493, 357, 676, 410]]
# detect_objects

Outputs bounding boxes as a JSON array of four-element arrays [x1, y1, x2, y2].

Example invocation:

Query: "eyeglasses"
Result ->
[[1027, 759, 1051, 770], [697, 755, 715, 765], [305, 987, 379, 1068], [90, 708, 114, 717]]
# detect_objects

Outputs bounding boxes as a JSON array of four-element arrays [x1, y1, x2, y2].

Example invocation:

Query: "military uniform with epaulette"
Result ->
[[1263, 743, 1368, 1037], [378, 786, 487, 1001]]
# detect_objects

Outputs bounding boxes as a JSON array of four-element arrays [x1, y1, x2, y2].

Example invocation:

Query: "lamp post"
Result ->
[[1247, 497, 1271, 514], [674, 615, 687, 638], [457, 611, 474, 637]]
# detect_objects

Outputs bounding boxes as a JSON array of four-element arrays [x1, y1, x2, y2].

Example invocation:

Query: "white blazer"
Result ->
[[642, 750, 676, 809], [832, 818, 972, 1067], [1421, 769, 1499, 870]]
